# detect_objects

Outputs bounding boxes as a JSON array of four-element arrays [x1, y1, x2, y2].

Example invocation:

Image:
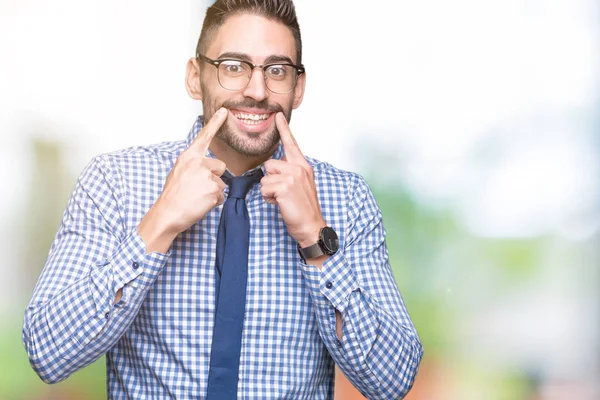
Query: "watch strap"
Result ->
[[297, 241, 325, 261]]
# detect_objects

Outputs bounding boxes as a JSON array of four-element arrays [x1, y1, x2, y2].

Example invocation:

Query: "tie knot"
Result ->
[[224, 170, 264, 199]]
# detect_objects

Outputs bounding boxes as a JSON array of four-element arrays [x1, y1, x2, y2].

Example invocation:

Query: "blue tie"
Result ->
[[206, 169, 264, 399]]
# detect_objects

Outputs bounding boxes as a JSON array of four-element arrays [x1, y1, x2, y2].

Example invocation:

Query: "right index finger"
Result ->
[[189, 107, 228, 155]]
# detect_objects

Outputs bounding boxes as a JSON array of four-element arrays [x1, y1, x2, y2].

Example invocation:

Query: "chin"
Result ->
[[218, 123, 280, 158]]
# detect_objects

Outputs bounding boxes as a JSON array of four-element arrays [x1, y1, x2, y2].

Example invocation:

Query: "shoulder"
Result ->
[[96, 139, 186, 169], [81, 139, 186, 177], [74, 139, 187, 198], [306, 156, 373, 200], [306, 156, 382, 236]]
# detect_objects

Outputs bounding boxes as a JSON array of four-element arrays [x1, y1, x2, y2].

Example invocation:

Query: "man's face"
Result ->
[[194, 13, 305, 158]]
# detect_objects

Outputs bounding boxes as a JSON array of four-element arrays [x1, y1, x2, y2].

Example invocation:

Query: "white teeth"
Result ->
[[240, 119, 261, 125], [234, 112, 269, 121]]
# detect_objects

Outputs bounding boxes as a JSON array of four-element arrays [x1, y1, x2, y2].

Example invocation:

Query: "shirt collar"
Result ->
[[185, 115, 285, 177]]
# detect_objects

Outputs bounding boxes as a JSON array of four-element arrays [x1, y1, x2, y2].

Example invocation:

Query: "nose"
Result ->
[[241, 68, 268, 102]]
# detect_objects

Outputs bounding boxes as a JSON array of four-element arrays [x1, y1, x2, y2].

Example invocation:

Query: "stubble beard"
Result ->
[[216, 118, 282, 157], [209, 98, 293, 158]]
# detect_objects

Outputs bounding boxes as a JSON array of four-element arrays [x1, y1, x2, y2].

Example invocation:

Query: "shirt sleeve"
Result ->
[[299, 175, 423, 399], [22, 156, 170, 384]]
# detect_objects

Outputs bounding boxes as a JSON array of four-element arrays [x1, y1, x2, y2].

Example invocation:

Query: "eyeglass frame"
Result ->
[[196, 53, 306, 94]]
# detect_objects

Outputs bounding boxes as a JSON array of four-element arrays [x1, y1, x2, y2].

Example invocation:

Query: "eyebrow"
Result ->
[[216, 52, 295, 65]]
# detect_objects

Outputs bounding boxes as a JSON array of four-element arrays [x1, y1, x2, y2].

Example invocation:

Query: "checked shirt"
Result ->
[[23, 116, 423, 399]]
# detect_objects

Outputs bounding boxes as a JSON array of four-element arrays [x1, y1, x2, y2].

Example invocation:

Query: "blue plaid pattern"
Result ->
[[23, 116, 423, 399]]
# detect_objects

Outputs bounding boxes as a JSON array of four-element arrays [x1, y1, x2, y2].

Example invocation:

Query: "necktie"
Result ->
[[206, 169, 264, 399]]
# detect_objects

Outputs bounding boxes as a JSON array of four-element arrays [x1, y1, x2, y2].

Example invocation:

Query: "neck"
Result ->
[[209, 138, 278, 176]]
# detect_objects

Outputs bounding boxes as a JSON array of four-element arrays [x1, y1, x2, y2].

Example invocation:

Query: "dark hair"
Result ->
[[196, 0, 302, 65]]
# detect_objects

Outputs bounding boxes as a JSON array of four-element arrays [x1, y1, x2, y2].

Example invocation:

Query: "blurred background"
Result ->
[[1, 0, 598, 399]]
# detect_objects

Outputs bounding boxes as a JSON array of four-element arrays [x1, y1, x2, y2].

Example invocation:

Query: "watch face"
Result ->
[[320, 227, 339, 255]]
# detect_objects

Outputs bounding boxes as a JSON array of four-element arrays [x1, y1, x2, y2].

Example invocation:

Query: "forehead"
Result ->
[[206, 13, 297, 62]]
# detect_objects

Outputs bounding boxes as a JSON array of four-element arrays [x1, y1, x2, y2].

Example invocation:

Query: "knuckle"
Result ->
[[292, 165, 303, 178], [199, 168, 212, 180], [301, 163, 313, 177], [209, 180, 220, 193], [207, 190, 220, 205], [177, 150, 191, 164], [183, 153, 202, 168], [207, 158, 226, 172], [215, 160, 226, 172]]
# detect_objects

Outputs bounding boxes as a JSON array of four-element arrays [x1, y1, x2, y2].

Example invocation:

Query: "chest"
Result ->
[[138, 192, 312, 331]]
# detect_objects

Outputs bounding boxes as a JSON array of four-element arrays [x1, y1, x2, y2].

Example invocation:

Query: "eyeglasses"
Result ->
[[196, 53, 305, 94]]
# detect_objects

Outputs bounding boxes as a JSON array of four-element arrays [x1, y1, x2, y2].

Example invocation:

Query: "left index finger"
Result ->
[[276, 112, 305, 164]]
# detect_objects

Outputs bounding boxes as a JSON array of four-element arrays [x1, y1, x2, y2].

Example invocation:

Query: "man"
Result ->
[[23, 1, 423, 398]]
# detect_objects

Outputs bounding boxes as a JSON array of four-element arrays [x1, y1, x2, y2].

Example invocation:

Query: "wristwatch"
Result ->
[[298, 226, 339, 261]]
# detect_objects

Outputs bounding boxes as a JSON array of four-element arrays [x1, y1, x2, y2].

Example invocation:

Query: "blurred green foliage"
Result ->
[[1, 320, 106, 400], [372, 183, 460, 356], [2, 139, 107, 400], [369, 179, 553, 398]]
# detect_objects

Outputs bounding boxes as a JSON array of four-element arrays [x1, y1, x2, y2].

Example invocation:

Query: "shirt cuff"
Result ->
[[112, 227, 171, 289], [89, 228, 170, 314], [299, 250, 360, 313]]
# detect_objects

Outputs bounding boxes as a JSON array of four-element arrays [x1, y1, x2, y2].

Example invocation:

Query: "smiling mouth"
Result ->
[[226, 108, 277, 133], [233, 111, 272, 125]]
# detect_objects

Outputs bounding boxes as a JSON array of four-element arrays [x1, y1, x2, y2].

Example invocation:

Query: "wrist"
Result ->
[[138, 204, 178, 254], [296, 221, 327, 249], [297, 225, 339, 266]]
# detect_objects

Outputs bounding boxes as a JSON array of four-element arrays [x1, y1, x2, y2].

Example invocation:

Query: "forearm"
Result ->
[[301, 251, 422, 399], [303, 253, 344, 340], [137, 201, 178, 254], [23, 229, 169, 384], [24, 271, 124, 384], [337, 288, 422, 398]]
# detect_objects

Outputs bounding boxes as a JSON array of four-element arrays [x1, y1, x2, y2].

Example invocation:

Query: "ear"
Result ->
[[291, 72, 306, 109], [185, 57, 203, 100]]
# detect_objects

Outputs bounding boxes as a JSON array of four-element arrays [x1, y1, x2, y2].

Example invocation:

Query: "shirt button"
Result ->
[[326, 281, 333, 289], [132, 261, 139, 270], [105, 312, 110, 319], [336, 339, 342, 348]]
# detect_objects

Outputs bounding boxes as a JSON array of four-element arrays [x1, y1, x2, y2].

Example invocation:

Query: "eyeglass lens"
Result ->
[[217, 60, 297, 94]]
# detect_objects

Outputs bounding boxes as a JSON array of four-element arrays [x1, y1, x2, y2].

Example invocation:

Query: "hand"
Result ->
[[138, 108, 228, 252], [261, 112, 326, 248]]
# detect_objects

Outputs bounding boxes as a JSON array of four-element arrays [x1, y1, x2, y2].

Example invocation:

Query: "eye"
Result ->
[[266, 65, 288, 80], [220, 60, 247, 76]]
